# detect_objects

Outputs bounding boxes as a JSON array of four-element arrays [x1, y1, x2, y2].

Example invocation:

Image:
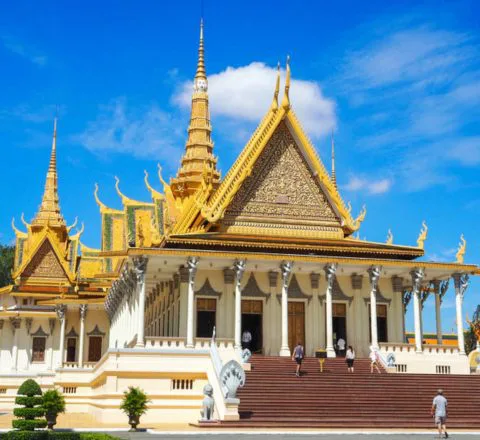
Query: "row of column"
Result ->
[[410, 270, 468, 354], [181, 258, 393, 357]]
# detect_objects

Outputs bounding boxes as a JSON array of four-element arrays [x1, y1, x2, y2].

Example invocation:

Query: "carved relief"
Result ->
[[22, 240, 68, 281], [222, 122, 341, 235]]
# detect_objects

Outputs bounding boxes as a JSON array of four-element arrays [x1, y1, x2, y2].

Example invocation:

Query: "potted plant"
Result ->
[[43, 388, 66, 430], [120, 386, 149, 431]]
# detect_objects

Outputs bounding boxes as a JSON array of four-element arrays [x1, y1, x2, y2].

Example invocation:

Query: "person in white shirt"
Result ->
[[431, 389, 448, 438], [336, 337, 346, 356], [369, 346, 381, 374], [241, 330, 252, 350], [345, 345, 355, 373]]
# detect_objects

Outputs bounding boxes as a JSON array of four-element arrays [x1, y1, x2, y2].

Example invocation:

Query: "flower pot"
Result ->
[[128, 414, 140, 431], [46, 412, 57, 430]]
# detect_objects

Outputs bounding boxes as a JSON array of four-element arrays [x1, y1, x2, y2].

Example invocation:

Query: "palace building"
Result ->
[[0, 21, 478, 425]]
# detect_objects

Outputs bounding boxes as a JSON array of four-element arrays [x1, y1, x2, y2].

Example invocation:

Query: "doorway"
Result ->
[[369, 304, 388, 343], [241, 299, 263, 353], [332, 303, 347, 350], [196, 298, 216, 338], [66, 337, 77, 362], [88, 336, 102, 362], [288, 301, 305, 353]]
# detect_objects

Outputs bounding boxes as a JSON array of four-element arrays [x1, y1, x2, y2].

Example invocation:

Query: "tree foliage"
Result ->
[[0, 244, 15, 288]]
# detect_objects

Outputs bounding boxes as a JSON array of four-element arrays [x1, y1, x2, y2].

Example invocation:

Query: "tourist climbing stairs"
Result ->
[[217, 355, 480, 428]]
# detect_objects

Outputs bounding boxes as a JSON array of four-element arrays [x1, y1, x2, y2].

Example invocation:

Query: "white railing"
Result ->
[[144, 336, 235, 350], [379, 342, 459, 355], [61, 362, 96, 370]]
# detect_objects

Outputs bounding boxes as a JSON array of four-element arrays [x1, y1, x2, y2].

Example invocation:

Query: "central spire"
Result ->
[[32, 118, 66, 228], [171, 19, 220, 199]]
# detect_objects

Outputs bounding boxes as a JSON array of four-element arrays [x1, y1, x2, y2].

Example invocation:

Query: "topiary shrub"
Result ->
[[12, 379, 46, 431]]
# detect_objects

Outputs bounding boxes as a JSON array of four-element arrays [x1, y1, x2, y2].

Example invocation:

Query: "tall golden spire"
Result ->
[[32, 118, 66, 228], [171, 19, 220, 199], [331, 131, 337, 189]]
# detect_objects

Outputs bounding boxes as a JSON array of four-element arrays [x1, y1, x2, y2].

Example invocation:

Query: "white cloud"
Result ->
[[173, 62, 336, 138], [1, 36, 47, 66], [74, 99, 184, 162], [343, 175, 392, 195]]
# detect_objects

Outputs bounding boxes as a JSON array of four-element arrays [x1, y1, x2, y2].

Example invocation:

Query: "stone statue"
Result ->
[[220, 360, 246, 399], [200, 384, 215, 421]]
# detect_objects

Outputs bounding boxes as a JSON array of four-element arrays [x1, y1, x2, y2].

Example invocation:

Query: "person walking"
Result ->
[[292, 341, 304, 377], [431, 389, 448, 438], [337, 337, 346, 357], [346, 345, 355, 373], [369, 346, 381, 374], [241, 329, 252, 350]]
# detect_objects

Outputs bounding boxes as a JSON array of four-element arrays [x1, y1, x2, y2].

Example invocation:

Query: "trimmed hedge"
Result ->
[[2, 433, 120, 440], [11, 420, 47, 431]]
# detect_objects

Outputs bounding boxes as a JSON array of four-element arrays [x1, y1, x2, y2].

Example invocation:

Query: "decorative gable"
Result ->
[[220, 122, 343, 239], [21, 239, 69, 283]]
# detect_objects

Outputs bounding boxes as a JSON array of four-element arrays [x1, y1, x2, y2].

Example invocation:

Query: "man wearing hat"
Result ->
[[431, 389, 448, 438]]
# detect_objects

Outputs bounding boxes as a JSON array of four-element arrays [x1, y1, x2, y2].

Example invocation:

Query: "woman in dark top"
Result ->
[[292, 342, 304, 377]]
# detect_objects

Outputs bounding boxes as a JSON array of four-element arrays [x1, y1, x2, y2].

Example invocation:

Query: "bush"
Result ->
[[120, 386, 149, 418], [3, 433, 120, 440], [43, 389, 66, 419], [12, 379, 46, 432]]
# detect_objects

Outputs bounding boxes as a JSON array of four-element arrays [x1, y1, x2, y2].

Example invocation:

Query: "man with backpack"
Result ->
[[292, 342, 304, 377]]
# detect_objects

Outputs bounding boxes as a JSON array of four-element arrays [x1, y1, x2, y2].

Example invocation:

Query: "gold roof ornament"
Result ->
[[170, 19, 220, 199], [31, 118, 66, 228], [352, 205, 367, 230], [456, 234, 466, 264], [386, 229, 393, 245], [281, 56, 291, 110], [21, 213, 30, 230], [11, 218, 27, 237], [66, 217, 78, 233], [144, 170, 163, 199], [417, 221, 428, 249], [331, 131, 337, 189], [271, 62, 281, 111]]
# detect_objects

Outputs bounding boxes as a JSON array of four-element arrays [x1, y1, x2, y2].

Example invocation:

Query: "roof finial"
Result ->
[[331, 130, 337, 189], [195, 18, 206, 82], [281, 56, 291, 110], [271, 62, 281, 111], [32, 117, 65, 227]]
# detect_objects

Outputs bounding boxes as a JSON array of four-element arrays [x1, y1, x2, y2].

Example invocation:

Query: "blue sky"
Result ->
[[1, 0, 479, 333]]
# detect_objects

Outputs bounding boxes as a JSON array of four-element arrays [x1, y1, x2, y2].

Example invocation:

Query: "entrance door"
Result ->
[[369, 304, 388, 342], [241, 299, 263, 353], [332, 303, 347, 353], [288, 301, 305, 353], [196, 298, 216, 338], [88, 336, 102, 362]]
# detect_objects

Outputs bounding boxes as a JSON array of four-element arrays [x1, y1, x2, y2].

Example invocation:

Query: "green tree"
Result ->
[[0, 244, 15, 288], [12, 379, 47, 431]]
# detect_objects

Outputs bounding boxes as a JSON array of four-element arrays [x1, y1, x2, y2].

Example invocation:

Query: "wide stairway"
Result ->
[[220, 355, 480, 428]]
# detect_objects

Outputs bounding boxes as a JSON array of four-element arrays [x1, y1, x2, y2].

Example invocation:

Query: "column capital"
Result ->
[[79, 304, 88, 321], [391, 275, 404, 293], [410, 267, 425, 293], [133, 256, 148, 282], [368, 266, 382, 292], [280, 261, 294, 288], [223, 268, 235, 285], [56, 304, 66, 321], [268, 271, 278, 289], [439, 279, 449, 303], [452, 273, 469, 297], [323, 263, 337, 288], [233, 259, 246, 283], [186, 256, 199, 283]]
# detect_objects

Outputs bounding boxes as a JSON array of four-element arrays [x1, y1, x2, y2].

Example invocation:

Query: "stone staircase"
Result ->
[[218, 355, 480, 428]]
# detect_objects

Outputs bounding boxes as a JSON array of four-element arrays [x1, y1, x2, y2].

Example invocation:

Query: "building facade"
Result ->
[[0, 21, 477, 423]]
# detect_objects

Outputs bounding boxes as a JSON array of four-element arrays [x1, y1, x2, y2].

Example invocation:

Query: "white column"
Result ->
[[233, 260, 246, 350], [48, 319, 56, 370], [186, 256, 199, 348], [133, 256, 148, 348], [410, 268, 425, 353], [432, 280, 443, 345], [10, 318, 21, 371], [368, 266, 381, 350], [453, 273, 469, 355], [56, 305, 67, 367], [324, 263, 337, 358], [279, 261, 293, 357], [79, 304, 87, 367]]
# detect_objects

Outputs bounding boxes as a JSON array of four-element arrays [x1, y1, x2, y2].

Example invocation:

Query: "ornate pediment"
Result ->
[[20, 239, 69, 283], [195, 278, 222, 298], [242, 273, 269, 298], [319, 278, 353, 305], [220, 122, 343, 239]]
